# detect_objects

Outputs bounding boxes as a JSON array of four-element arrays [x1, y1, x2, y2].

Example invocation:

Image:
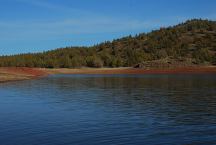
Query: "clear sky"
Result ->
[[0, 0, 216, 55]]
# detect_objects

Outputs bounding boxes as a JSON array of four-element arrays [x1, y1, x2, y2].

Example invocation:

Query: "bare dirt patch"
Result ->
[[0, 67, 48, 83]]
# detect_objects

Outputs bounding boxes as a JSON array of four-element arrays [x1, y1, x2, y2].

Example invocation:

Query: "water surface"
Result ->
[[0, 74, 216, 145]]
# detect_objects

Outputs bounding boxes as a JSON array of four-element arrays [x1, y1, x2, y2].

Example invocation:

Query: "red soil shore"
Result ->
[[0, 67, 48, 77]]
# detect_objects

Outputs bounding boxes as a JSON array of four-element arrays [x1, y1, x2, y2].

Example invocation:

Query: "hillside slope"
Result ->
[[0, 19, 215, 68]]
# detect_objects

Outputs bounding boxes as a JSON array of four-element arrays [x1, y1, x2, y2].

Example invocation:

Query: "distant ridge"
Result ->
[[0, 19, 216, 68]]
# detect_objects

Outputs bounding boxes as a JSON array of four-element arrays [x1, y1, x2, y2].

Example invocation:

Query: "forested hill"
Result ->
[[0, 19, 216, 68]]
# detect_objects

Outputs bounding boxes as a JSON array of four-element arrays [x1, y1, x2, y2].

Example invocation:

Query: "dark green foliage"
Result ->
[[86, 55, 103, 68], [0, 19, 215, 68]]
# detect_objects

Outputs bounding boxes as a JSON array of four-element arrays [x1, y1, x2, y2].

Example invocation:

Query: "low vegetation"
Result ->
[[0, 19, 215, 68]]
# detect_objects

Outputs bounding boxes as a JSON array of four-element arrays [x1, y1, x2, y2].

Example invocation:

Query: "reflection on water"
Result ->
[[0, 74, 216, 145]]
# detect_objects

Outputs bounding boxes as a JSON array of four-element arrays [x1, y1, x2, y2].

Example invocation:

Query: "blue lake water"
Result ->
[[0, 74, 216, 145]]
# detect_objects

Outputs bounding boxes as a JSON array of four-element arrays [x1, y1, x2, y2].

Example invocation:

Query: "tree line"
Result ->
[[0, 19, 215, 68]]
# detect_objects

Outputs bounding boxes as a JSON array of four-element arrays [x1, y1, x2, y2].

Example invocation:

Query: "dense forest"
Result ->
[[0, 19, 216, 68]]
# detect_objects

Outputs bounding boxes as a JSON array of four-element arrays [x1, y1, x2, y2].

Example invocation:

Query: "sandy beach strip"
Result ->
[[45, 66, 216, 75]]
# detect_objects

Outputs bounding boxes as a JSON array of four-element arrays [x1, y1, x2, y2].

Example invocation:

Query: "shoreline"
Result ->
[[0, 66, 216, 83], [45, 66, 216, 75], [0, 67, 49, 83]]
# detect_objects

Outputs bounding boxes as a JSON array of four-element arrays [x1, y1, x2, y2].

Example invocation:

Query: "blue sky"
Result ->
[[0, 0, 216, 55]]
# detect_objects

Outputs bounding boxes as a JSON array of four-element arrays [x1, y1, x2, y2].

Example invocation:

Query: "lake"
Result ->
[[0, 74, 216, 145]]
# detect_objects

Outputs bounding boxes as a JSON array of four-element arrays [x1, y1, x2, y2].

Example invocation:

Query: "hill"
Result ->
[[0, 19, 215, 68]]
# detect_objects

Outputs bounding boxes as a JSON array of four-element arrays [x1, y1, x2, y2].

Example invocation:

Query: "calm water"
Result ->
[[0, 74, 216, 145]]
